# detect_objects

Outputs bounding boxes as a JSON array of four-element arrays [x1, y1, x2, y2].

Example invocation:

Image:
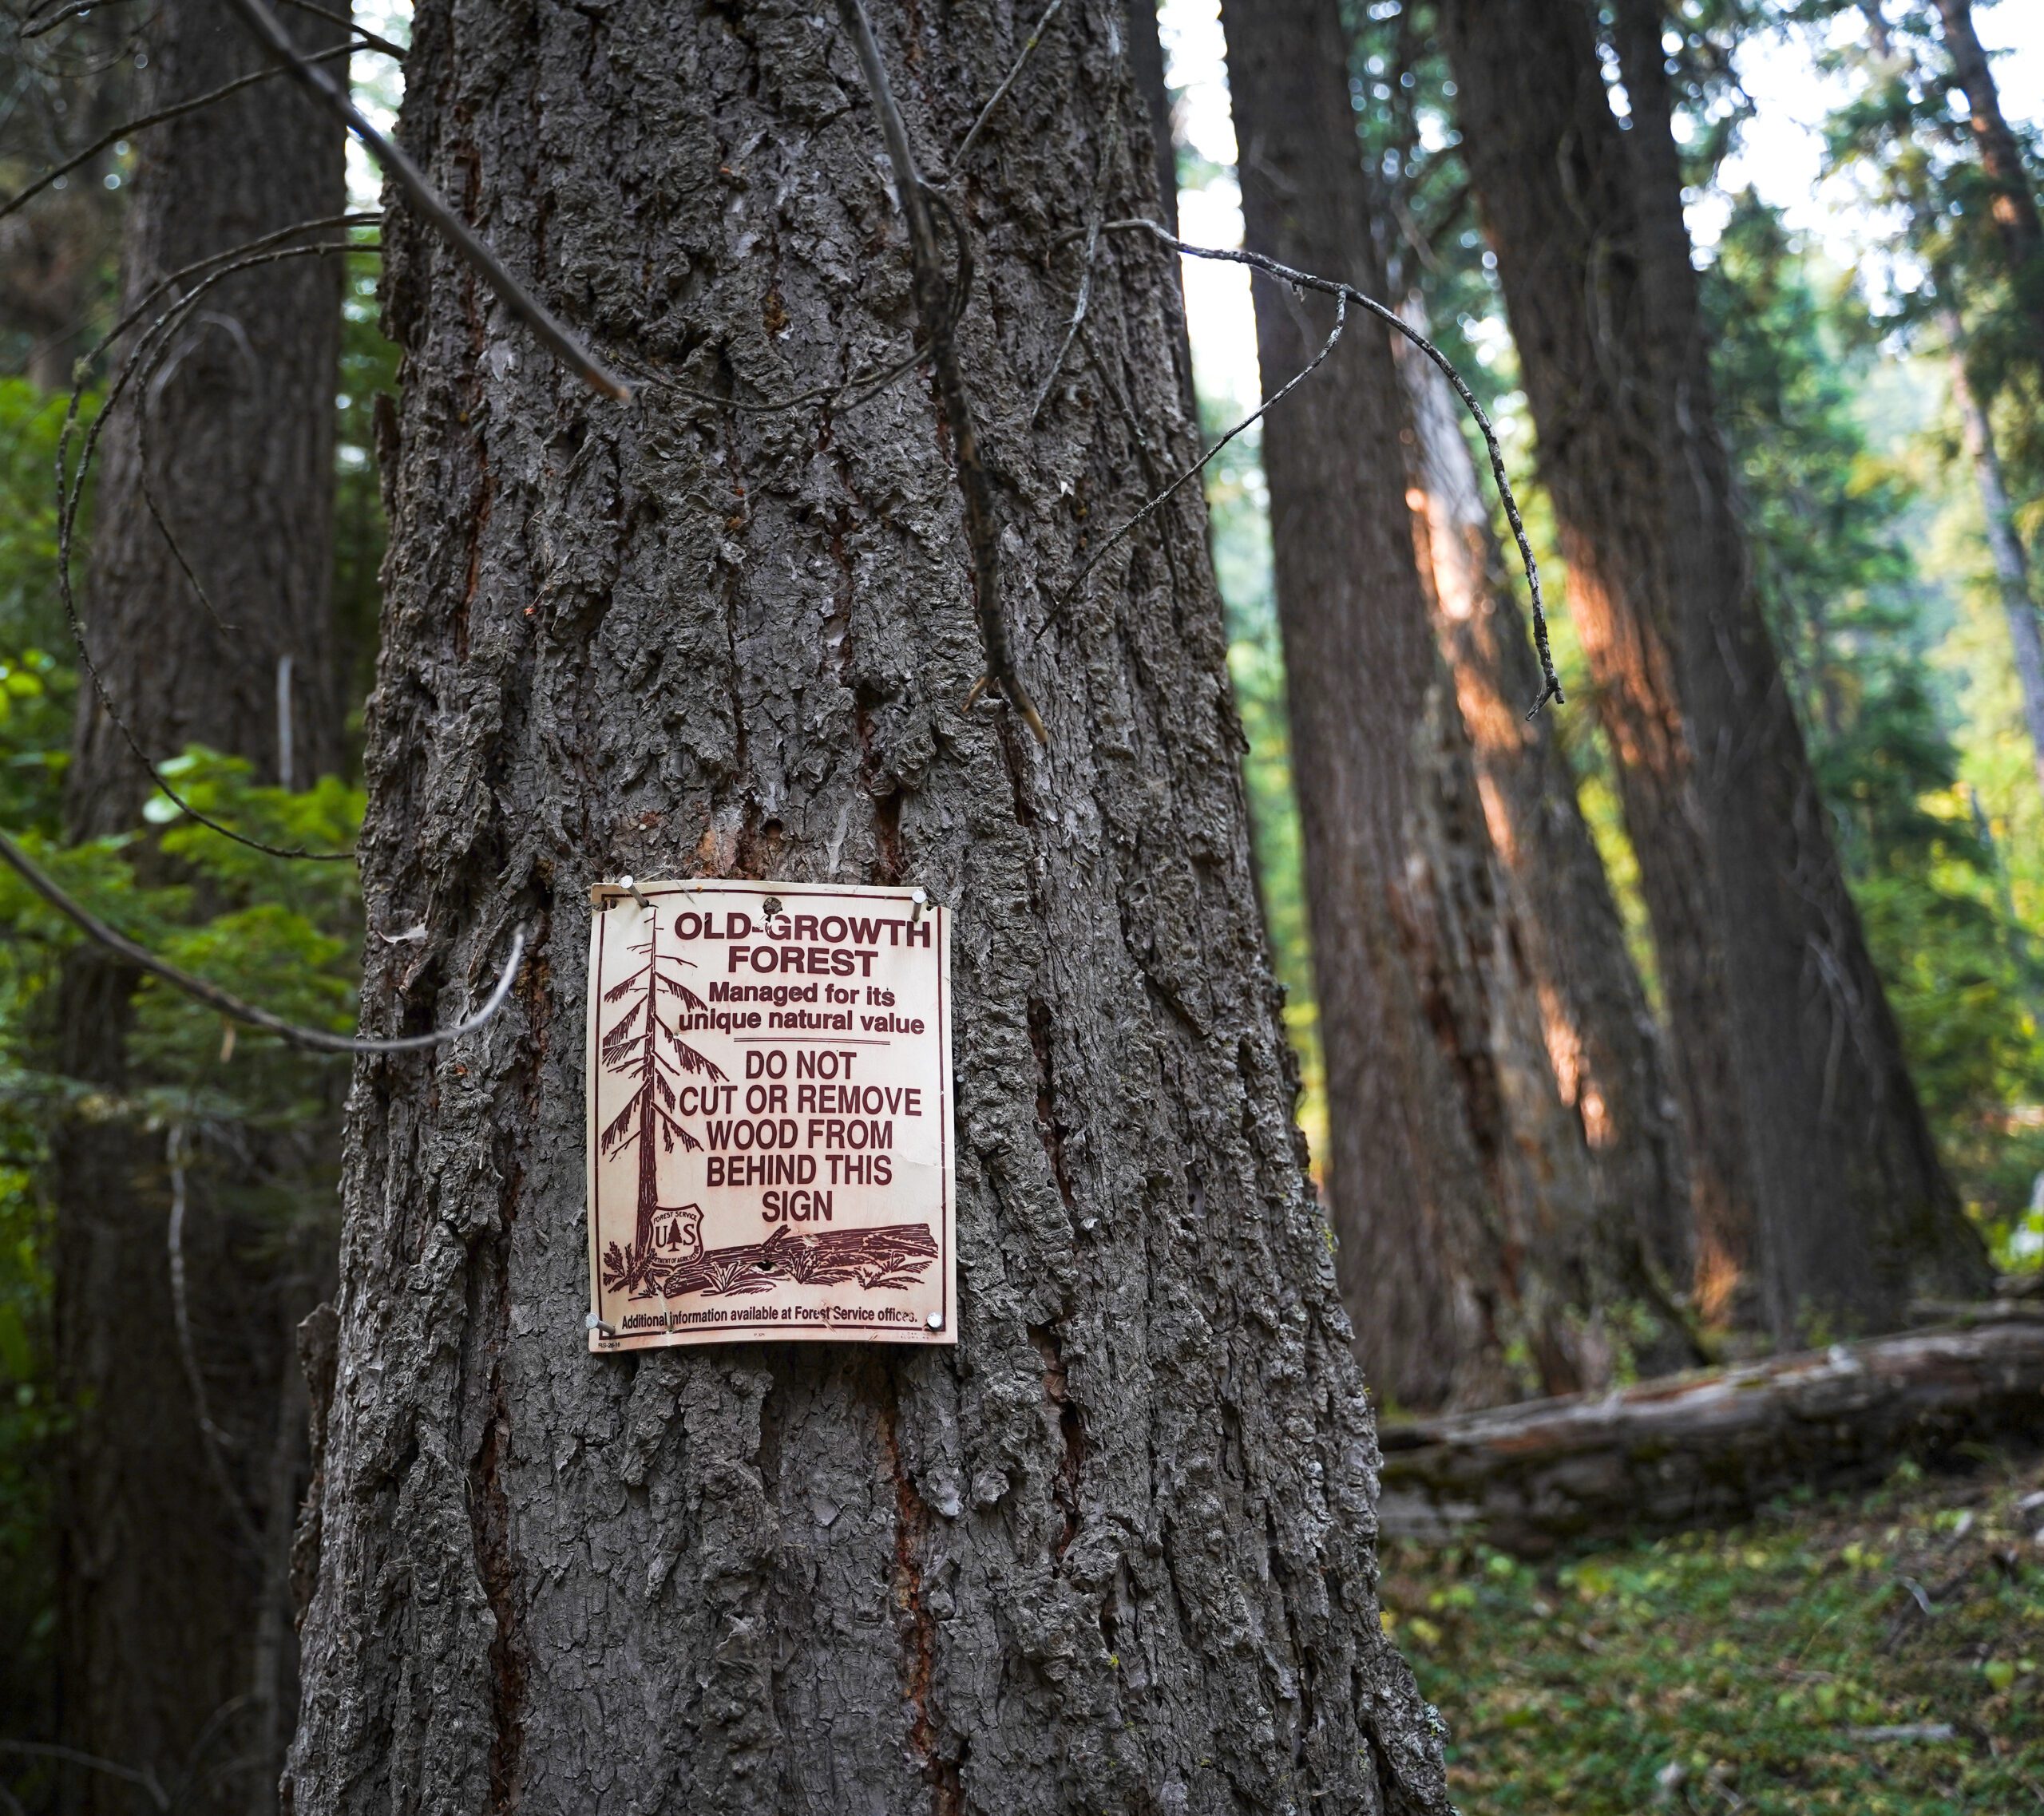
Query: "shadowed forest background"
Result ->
[[0, 0, 2041, 1809]]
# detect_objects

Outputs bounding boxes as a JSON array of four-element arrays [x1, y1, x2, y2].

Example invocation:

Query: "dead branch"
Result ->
[[0, 1740, 168, 1810], [1071, 291, 1348, 590], [1029, 50, 1123, 427], [0, 829, 527, 1056], [0, 45, 355, 228], [949, 0, 1067, 174], [833, 0, 1048, 742], [1089, 217, 1564, 714], [217, 0, 632, 402]]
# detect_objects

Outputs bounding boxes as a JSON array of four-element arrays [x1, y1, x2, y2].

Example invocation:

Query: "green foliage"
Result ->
[[0, 245, 391, 1726], [1384, 1458, 2044, 1813]]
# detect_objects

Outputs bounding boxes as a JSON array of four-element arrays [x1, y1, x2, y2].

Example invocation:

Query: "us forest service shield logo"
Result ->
[[584, 878, 956, 1351]]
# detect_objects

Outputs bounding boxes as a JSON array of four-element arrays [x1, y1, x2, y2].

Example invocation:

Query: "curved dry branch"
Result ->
[[0, 46, 354, 227], [54, 229, 373, 861], [0, 829, 528, 1056], [1090, 218, 1564, 714], [1070, 291, 1349, 590]]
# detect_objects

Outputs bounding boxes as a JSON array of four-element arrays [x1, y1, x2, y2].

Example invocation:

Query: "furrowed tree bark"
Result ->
[[1218, 0, 1645, 1411], [285, 3, 1450, 1811], [1932, 0, 2044, 369], [1393, 307, 1697, 1312], [51, 0, 349, 1807], [1440, 0, 1990, 1342]]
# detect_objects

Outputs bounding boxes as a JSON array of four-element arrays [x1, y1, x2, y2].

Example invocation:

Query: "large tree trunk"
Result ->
[[52, 1, 348, 1807], [1218, 0, 1646, 1410], [284, 4, 1449, 1812], [1440, 0, 1989, 1342], [1393, 309, 1697, 1312], [1932, 0, 2044, 366]]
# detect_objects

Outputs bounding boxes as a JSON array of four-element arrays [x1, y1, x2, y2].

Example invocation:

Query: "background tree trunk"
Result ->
[[1220, 0, 1635, 1409], [285, 3, 1449, 1811], [1943, 311, 2044, 803], [53, 0, 348, 1806], [1441, 0, 1990, 1341], [1393, 308, 1698, 1317], [1932, 0, 2044, 365]]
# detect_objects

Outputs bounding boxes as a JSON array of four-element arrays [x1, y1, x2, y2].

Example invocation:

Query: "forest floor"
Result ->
[[1380, 1447, 2044, 1813]]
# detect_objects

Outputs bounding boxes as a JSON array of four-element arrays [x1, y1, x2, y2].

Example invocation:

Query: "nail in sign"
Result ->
[[585, 879, 954, 1350]]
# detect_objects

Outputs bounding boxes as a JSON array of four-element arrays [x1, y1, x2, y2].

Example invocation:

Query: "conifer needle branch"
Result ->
[[218, 0, 632, 402], [834, 0, 1048, 743], [0, 829, 526, 1055], [1091, 218, 1565, 713]]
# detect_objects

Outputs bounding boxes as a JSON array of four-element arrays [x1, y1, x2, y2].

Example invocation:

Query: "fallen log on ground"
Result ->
[[1377, 1314, 2044, 1554]]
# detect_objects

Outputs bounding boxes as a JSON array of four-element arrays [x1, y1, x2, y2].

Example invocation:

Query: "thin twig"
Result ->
[[1071, 291, 1348, 589], [1089, 218, 1564, 712], [276, 0, 407, 60], [56, 233, 371, 860], [218, 0, 632, 402], [0, 1741, 168, 1811], [834, 0, 1047, 742], [18, 0, 406, 57], [0, 46, 355, 228], [0, 829, 527, 1055], [166, 1124, 266, 1554], [949, 0, 1067, 173], [1029, 73, 1122, 427]]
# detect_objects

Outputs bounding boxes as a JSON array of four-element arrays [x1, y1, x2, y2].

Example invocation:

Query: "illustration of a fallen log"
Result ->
[[607, 1222, 938, 1302]]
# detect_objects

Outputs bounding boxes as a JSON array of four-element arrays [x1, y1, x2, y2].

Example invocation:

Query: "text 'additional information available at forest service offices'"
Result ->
[[584, 879, 955, 1351]]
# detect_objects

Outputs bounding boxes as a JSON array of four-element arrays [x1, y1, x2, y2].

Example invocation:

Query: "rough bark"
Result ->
[[1378, 1313, 2044, 1555], [51, 0, 349, 1807], [1943, 311, 2044, 804], [1440, 0, 1990, 1341], [1932, 0, 2044, 367], [1218, 0, 1634, 1410], [285, 3, 1450, 1812], [1394, 308, 1697, 1312]]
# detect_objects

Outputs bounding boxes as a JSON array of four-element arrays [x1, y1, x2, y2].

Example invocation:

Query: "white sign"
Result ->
[[584, 878, 954, 1350]]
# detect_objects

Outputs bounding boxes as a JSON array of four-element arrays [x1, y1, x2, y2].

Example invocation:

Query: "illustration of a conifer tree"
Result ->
[[598, 904, 727, 1289]]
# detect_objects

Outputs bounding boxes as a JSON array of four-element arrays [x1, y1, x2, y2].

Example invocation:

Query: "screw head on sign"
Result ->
[[926, 1311, 943, 1329], [619, 875, 634, 892], [763, 896, 782, 918]]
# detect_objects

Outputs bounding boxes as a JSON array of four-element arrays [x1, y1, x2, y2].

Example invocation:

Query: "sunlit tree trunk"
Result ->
[[52, 0, 348, 1806], [1219, 0, 1652, 1410], [285, 2, 1450, 1810], [1932, 0, 2044, 365], [1441, 0, 1990, 1340], [1394, 308, 1697, 1314]]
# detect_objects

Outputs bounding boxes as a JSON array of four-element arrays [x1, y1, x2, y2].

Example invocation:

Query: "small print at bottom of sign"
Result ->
[[585, 878, 954, 1351]]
